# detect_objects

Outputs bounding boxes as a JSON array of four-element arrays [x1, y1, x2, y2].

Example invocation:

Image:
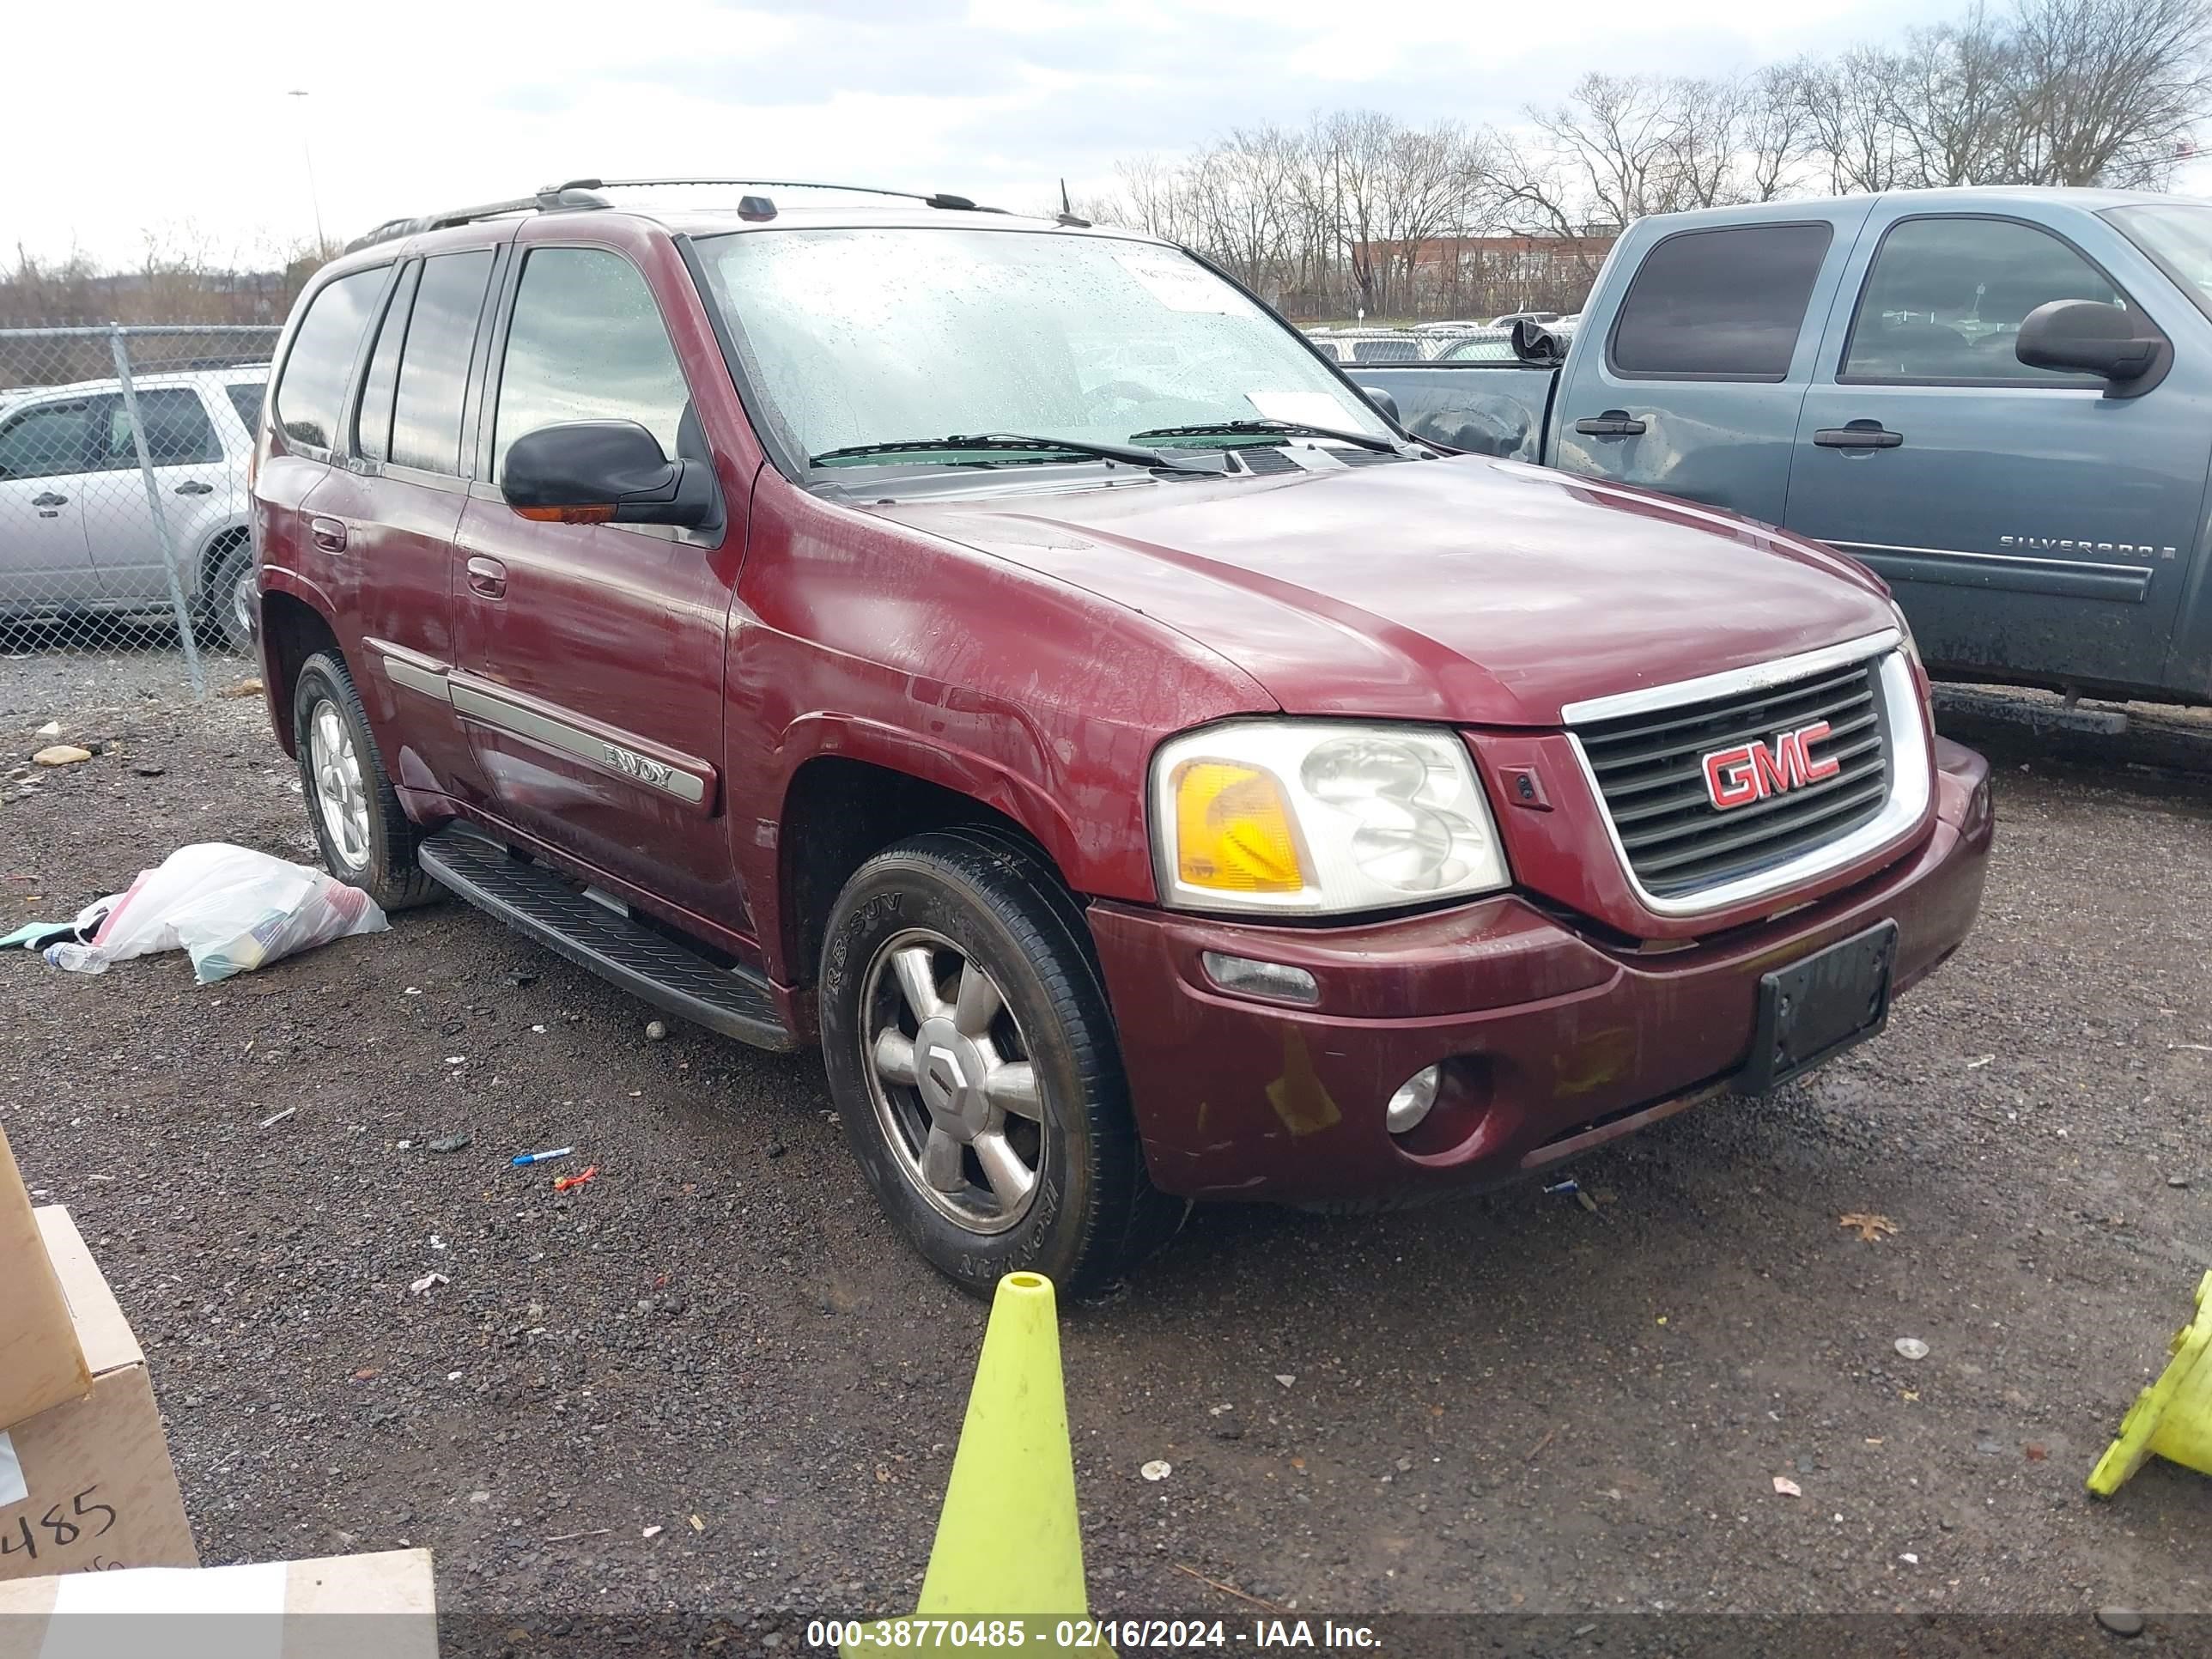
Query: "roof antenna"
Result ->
[[1055, 178, 1090, 229]]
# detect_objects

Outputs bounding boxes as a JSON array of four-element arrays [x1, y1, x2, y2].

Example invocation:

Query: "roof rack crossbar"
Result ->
[[550, 177, 1005, 213]]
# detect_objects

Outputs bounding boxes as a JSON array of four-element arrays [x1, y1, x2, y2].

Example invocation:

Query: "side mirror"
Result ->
[[2015, 300, 2161, 382], [501, 421, 717, 529], [1358, 385, 1401, 426]]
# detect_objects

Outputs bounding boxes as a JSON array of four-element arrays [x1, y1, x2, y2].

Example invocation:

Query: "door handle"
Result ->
[[1574, 410, 1647, 437], [173, 480, 214, 495], [465, 556, 507, 599], [309, 516, 348, 552], [31, 492, 66, 507], [1814, 422, 1904, 450]]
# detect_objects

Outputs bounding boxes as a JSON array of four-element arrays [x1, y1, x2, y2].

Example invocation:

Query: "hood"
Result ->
[[873, 455, 1895, 726]]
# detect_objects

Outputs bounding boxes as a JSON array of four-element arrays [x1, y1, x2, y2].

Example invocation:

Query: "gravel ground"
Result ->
[[3, 648, 2212, 1650]]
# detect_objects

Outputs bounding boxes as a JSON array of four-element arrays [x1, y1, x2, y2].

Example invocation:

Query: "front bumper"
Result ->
[[1089, 737, 1992, 1203]]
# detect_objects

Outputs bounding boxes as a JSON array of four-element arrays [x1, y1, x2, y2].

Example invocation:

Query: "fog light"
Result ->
[[1386, 1064, 1442, 1134], [1200, 951, 1319, 1006]]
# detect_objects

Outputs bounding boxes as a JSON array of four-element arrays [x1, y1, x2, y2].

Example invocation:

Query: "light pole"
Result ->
[[287, 89, 325, 255]]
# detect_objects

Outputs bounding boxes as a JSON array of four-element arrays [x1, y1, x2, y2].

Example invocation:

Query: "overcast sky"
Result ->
[[12, 0, 2195, 270]]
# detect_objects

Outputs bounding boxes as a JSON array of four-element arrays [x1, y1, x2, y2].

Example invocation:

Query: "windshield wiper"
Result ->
[[810, 433, 1214, 472], [1129, 419, 1401, 455]]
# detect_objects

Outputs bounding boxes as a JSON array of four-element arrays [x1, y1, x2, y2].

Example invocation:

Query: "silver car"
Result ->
[[0, 368, 264, 650]]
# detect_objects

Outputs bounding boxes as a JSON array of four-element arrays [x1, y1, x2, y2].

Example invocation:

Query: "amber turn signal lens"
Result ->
[[1173, 761, 1308, 894], [514, 504, 617, 524]]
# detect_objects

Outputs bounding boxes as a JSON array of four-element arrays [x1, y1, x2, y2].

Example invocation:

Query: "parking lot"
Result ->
[[4, 648, 2212, 1642]]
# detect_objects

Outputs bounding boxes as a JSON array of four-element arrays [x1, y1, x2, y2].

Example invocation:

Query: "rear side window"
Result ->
[[226, 382, 264, 434], [1608, 223, 1833, 380], [1840, 216, 2125, 386], [392, 250, 495, 474], [95, 387, 219, 468], [0, 400, 94, 481], [355, 262, 422, 465], [272, 267, 386, 450], [492, 247, 690, 482], [1351, 338, 1420, 363]]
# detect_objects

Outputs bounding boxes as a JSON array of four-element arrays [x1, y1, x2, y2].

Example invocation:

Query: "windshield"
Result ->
[[2107, 204, 2212, 323], [693, 226, 1391, 469]]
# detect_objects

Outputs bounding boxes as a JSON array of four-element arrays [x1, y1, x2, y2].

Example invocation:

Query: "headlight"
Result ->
[[1151, 721, 1510, 915]]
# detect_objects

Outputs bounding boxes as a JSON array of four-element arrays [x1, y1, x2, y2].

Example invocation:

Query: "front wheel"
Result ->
[[819, 827, 1183, 1297], [198, 535, 258, 653]]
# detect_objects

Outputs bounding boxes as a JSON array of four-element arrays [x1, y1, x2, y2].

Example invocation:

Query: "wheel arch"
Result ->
[[257, 586, 343, 757]]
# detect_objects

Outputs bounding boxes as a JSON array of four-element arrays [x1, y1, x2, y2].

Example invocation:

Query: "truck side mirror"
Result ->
[[2015, 300, 2162, 384], [1358, 386, 1401, 426], [501, 421, 718, 529]]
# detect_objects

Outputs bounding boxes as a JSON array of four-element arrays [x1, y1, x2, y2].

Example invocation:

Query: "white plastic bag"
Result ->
[[44, 843, 388, 984]]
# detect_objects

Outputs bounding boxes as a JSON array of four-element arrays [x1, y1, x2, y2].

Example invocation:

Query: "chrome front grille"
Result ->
[[1571, 653, 1894, 902]]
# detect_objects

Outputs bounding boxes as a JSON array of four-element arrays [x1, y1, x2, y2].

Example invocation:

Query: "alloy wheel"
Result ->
[[307, 699, 370, 873], [859, 927, 1046, 1234]]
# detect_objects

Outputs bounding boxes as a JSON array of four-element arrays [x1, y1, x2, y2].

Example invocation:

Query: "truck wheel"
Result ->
[[820, 826, 1184, 1297], [292, 651, 437, 911]]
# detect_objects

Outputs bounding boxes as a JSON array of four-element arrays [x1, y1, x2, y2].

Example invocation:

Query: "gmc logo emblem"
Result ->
[[1702, 721, 1840, 810]]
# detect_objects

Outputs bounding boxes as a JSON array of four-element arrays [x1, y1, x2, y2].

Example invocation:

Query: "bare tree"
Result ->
[[2005, 0, 2212, 186]]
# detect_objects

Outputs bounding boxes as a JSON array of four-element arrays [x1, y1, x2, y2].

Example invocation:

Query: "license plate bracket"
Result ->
[[1740, 920, 1899, 1094]]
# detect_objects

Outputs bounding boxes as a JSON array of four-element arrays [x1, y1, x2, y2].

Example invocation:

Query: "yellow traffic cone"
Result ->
[[2089, 1269, 2212, 1496], [845, 1272, 1111, 1656]]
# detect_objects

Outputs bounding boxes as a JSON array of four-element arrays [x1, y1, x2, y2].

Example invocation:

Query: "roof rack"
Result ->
[[343, 176, 1012, 255], [550, 177, 1006, 214]]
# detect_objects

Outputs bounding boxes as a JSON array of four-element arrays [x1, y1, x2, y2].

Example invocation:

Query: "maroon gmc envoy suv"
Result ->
[[251, 179, 1991, 1293]]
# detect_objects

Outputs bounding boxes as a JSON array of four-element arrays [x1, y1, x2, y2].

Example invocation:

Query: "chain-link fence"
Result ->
[[0, 325, 281, 700]]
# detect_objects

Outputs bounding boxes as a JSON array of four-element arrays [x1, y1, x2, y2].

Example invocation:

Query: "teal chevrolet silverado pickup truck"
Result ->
[[1356, 187, 2212, 707]]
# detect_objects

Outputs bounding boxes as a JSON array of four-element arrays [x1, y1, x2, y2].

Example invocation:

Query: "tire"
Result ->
[[292, 650, 438, 911], [820, 825, 1184, 1297], [197, 533, 258, 654]]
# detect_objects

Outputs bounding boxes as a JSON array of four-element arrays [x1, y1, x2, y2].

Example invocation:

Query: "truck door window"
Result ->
[[1840, 217, 2125, 386], [490, 247, 690, 483], [226, 381, 264, 436], [1607, 223, 1832, 381], [271, 267, 386, 452], [0, 402, 94, 481], [392, 250, 495, 475], [93, 387, 220, 469]]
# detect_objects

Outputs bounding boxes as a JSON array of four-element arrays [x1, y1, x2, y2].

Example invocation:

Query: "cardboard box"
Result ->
[[0, 1547, 437, 1659], [0, 1130, 89, 1431], [0, 1209, 194, 1583]]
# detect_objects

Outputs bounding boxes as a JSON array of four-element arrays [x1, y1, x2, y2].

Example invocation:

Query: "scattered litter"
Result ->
[[447, 1371, 463, 1382], [1172, 1563, 1282, 1615], [553, 1165, 599, 1193], [1894, 1337, 1930, 1361], [428, 1133, 471, 1154], [1527, 1426, 1559, 1460], [1899, 1553, 1918, 1565], [1273, 1374, 1295, 1389], [646, 1020, 668, 1041], [1840, 1212, 1899, 1243], [409, 1272, 449, 1295], [2169, 1176, 2191, 1189], [32, 746, 92, 768], [404, 987, 422, 996], [1543, 1177, 1579, 1194], [440, 1018, 465, 1037], [397, 1139, 414, 1151], [34, 722, 59, 738], [41, 843, 387, 982], [1772, 1476, 1802, 1498], [641, 1525, 663, 1540], [132, 765, 164, 779], [352, 1368, 379, 1382], [259, 1106, 297, 1129], [2167, 1042, 2212, 1054], [1209, 1403, 1235, 1416], [503, 971, 538, 988], [531, 1024, 547, 1034], [2025, 1443, 2047, 1461], [1140, 1460, 1172, 1482], [1, 921, 82, 951], [221, 678, 265, 699], [544, 1528, 611, 1545], [513, 1147, 574, 1166], [1966, 1054, 1994, 1069], [444, 1056, 466, 1066], [687, 1514, 704, 1534], [428, 1236, 447, 1252], [467, 1491, 490, 1505]]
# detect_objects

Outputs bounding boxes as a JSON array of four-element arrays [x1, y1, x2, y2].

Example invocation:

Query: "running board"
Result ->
[[416, 826, 796, 1051]]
